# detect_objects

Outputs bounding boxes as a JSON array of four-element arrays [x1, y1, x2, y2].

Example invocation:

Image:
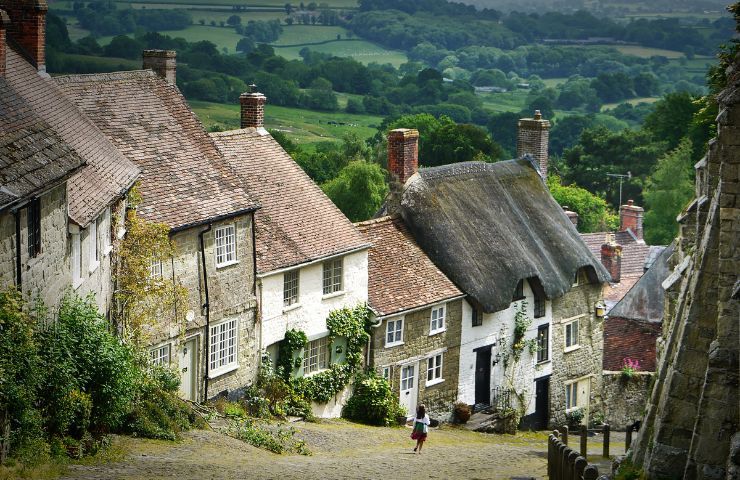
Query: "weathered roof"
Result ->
[[210, 128, 369, 273], [608, 243, 674, 323], [0, 77, 84, 210], [55, 70, 257, 230], [356, 216, 463, 317], [580, 231, 653, 278], [5, 48, 139, 226], [398, 159, 610, 313]]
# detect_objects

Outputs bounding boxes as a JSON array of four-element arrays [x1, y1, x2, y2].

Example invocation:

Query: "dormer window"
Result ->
[[513, 280, 525, 301]]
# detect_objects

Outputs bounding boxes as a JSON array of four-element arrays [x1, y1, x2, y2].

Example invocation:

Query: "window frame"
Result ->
[[150, 343, 171, 366], [385, 317, 404, 347], [534, 292, 546, 318], [382, 366, 390, 380], [101, 207, 113, 255], [149, 258, 163, 280], [429, 303, 446, 335], [214, 224, 238, 268], [209, 317, 239, 377], [471, 305, 483, 327], [27, 198, 41, 259], [565, 381, 578, 411], [303, 336, 330, 375], [537, 323, 550, 363], [426, 353, 444, 386], [564, 319, 580, 351], [322, 258, 343, 296], [283, 269, 300, 308]]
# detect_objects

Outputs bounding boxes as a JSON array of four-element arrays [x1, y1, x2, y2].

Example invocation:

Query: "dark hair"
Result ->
[[416, 404, 426, 419]]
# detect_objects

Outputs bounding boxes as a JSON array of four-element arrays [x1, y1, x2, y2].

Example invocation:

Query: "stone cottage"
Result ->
[[210, 92, 370, 417], [0, 1, 139, 313], [356, 215, 464, 419], [55, 52, 260, 402], [381, 122, 609, 430]]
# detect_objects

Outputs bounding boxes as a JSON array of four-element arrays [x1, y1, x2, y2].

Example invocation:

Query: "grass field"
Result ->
[[272, 25, 348, 45], [542, 77, 567, 88], [601, 97, 660, 110], [614, 45, 686, 59], [99, 24, 242, 52], [190, 100, 382, 144], [106, 0, 359, 7], [480, 89, 529, 113], [275, 40, 408, 66], [189, 10, 283, 23]]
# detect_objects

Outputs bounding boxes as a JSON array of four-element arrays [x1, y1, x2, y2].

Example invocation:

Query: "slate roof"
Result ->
[[5, 48, 140, 226], [0, 77, 84, 210], [580, 230, 653, 278], [356, 216, 463, 317], [397, 159, 610, 313], [210, 128, 369, 274], [55, 70, 257, 230]]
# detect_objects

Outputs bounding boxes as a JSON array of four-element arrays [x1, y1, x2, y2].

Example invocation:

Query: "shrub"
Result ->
[[453, 402, 471, 424], [621, 357, 641, 380], [565, 408, 585, 428], [342, 370, 405, 426]]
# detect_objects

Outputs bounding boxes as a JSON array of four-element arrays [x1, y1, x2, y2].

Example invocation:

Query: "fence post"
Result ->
[[558, 444, 567, 480], [567, 450, 579, 480], [602, 424, 610, 458], [562, 447, 572, 480], [574, 456, 588, 480], [580, 424, 588, 460], [625, 424, 633, 452], [548, 434, 555, 479], [562, 425, 569, 445], [583, 465, 599, 480]]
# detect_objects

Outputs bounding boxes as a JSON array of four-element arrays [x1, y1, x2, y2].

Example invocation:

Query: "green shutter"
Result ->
[[292, 348, 304, 378]]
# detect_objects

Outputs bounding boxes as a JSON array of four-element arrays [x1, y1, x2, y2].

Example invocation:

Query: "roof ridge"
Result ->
[[54, 70, 155, 84], [354, 215, 393, 227], [209, 127, 260, 138]]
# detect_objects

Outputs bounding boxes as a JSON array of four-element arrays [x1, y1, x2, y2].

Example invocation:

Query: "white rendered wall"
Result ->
[[458, 279, 552, 416]]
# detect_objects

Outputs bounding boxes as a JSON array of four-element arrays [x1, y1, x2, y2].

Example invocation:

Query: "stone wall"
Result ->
[[631, 56, 739, 480], [600, 373, 652, 429]]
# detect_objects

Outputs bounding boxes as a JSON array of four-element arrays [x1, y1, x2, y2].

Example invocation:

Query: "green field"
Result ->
[[542, 78, 567, 88], [99, 25, 242, 52], [480, 90, 529, 113], [189, 10, 283, 24], [601, 97, 660, 110], [275, 40, 408, 66], [57, 0, 359, 7], [272, 25, 348, 45], [190, 100, 382, 144], [614, 45, 686, 59]]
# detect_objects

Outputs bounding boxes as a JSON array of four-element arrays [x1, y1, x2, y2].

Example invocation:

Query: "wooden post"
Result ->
[[583, 465, 600, 480], [625, 424, 633, 452], [602, 424, 610, 458], [567, 450, 579, 480], [562, 425, 569, 445], [580, 424, 588, 460], [548, 434, 555, 479], [574, 456, 588, 480], [558, 444, 568, 480]]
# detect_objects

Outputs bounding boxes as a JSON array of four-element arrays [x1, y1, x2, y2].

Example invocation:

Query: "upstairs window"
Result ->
[[322, 258, 343, 295], [215, 224, 237, 267], [534, 292, 546, 318], [27, 199, 41, 258], [537, 324, 549, 363], [565, 319, 580, 350], [471, 305, 483, 327], [426, 353, 443, 384], [385, 318, 403, 347], [89, 217, 99, 269], [149, 259, 163, 280], [513, 280, 525, 301], [430, 304, 446, 334], [71, 232, 82, 288], [283, 269, 299, 307]]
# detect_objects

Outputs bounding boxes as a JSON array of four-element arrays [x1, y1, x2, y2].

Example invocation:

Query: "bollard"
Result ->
[[625, 424, 633, 451], [567, 450, 579, 480], [559, 444, 569, 480], [574, 456, 588, 480], [580, 425, 588, 460], [602, 424, 610, 458], [562, 425, 569, 445], [549, 434, 556, 479], [583, 464, 600, 480]]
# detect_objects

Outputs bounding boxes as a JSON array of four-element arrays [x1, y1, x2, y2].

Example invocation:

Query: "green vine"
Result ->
[[278, 329, 308, 382], [511, 301, 538, 363]]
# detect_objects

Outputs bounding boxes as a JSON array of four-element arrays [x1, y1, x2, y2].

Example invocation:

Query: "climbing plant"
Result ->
[[277, 329, 308, 382]]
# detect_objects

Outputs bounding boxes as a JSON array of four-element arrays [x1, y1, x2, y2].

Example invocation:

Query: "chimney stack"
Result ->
[[0, 9, 9, 76], [620, 199, 644, 240], [387, 128, 419, 185], [240, 88, 267, 129], [601, 234, 622, 283], [142, 49, 176, 85], [517, 110, 550, 177], [5, 0, 47, 72], [562, 206, 579, 228]]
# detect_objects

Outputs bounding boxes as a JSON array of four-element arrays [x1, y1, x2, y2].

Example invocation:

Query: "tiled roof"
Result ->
[[0, 77, 84, 210], [5, 49, 140, 226], [580, 230, 653, 278], [211, 128, 369, 273], [356, 216, 463, 317], [603, 316, 661, 372], [55, 71, 257, 229]]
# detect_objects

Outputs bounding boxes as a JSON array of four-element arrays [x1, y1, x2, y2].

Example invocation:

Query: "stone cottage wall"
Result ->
[[600, 373, 652, 429]]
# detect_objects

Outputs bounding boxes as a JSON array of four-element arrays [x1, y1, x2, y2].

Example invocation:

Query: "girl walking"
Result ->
[[410, 404, 430, 454]]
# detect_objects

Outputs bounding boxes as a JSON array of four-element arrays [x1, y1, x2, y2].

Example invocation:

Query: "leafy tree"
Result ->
[[322, 161, 388, 222], [643, 138, 694, 244], [227, 14, 241, 26], [487, 111, 520, 157], [547, 176, 618, 233], [384, 113, 454, 165], [427, 123, 503, 167], [236, 36, 256, 54], [643, 92, 700, 151], [523, 94, 555, 120], [104, 35, 145, 59]]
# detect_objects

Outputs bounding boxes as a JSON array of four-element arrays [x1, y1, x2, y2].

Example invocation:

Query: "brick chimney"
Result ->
[[562, 206, 579, 228], [517, 110, 550, 177], [0, 9, 9, 76], [601, 234, 622, 283], [620, 199, 644, 240], [387, 128, 419, 185], [142, 49, 176, 85], [4, 0, 47, 72], [240, 89, 267, 129]]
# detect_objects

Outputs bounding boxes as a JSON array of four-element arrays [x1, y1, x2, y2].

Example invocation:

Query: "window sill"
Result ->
[[26, 253, 45, 269], [425, 378, 445, 388], [564, 345, 581, 353], [72, 277, 84, 290], [88, 260, 100, 274], [385, 341, 404, 349], [428, 328, 446, 336], [116, 228, 127, 240], [303, 367, 330, 378], [103, 245, 113, 257], [565, 406, 582, 413], [209, 363, 239, 379], [216, 259, 239, 269], [282, 303, 302, 313], [322, 290, 345, 300], [536, 359, 551, 366]]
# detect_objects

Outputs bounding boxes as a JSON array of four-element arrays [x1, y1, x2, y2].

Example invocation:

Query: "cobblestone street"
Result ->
[[61, 420, 552, 480]]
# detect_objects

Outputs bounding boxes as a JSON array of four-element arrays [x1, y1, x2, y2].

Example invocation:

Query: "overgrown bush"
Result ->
[[342, 370, 405, 426], [565, 408, 585, 428], [453, 402, 472, 424]]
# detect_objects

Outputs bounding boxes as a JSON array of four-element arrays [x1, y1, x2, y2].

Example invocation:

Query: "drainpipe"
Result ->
[[14, 209, 21, 291], [199, 224, 212, 402], [251, 215, 262, 358], [366, 316, 383, 367]]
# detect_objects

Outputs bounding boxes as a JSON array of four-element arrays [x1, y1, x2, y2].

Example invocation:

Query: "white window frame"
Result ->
[[209, 317, 239, 377], [283, 269, 300, 308], [564, 318, 580, 352], [149, 258, 163, 280], [101, 207, 113, 255], [71, 232, 83, 289], [303, 336, 329, 375], [385, 317, 404, 347], [214, 224, 237, 268], [150, 343, 171, 366], [429, 304, 446, 335], [426, 353, 444, 386], [322, 258, 343, 296], [88, 220, 99, 273], [382, 366, 390, 380], [565, 381, 578, 411]]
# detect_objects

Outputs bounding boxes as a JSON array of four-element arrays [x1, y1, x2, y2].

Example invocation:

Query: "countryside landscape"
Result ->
[[1, 0, 738, 478]]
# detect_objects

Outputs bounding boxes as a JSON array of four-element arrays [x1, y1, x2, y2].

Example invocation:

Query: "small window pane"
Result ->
[[303, 337, 329, 374], [150, 259, 163, 280], [322, 258, 343, 295], [427, 354, 443, 382], [537, 324, 549, 362], [283, 270, 299, 307], [430, 305, 445, 333], [215, 225, 237, 266], [209, 318, 238, 373], [27, 199, 41, 258], [150, 344, 170, 366]]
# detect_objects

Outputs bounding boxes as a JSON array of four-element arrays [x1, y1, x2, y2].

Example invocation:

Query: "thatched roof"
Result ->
[[398, 158, 610, 313]]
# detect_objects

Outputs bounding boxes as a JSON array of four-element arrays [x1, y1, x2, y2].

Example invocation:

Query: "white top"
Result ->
[[409, 414, 430, 434]]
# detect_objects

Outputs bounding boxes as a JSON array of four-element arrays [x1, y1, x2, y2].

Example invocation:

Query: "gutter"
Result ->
[[256, 243, 372, 279], [14, 209, 21, 290], [198, 223, 212, 402], [372, 294, 467, 321], [170, 206, 260, 234]]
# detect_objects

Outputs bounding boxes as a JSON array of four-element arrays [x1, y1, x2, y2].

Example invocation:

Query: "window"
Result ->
[[513, 280, 525, 301], [537, 324, 549, 363], [71, 232, 82, 287], [27, 199, 41, 258], [209, 318, 238, 376], [565, 382, 578, 410], [322, 258, 343, 295], [534, 293, 546, 318], [429, 304, 446, 334], [283, 270, 299, 307], [385, 318, 403, 347], [101, 208, 112, 254], [214, 224, 237, 267], [303, 336, 329, 374], [471, 305, 482, 327], [565, 319, 580, 349], [427, 354, 443, 384], [149, 259, 163, 280], [382, 366, 390, 380], [150, 344, 170, 366], [88, 220, 99, 272]]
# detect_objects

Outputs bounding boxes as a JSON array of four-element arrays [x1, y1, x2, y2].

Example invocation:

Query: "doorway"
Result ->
[[179, 337, 197, 401], [522, 376, 550, 430], [474, 346, 492, 407], [400, 363, 417, 416]]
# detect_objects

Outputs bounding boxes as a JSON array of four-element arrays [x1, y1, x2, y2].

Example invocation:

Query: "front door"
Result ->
[[475, 347, 492, 406], [400, 364, 417, 416], [179, 338, 197, 401], [521, 376, 550, 430]]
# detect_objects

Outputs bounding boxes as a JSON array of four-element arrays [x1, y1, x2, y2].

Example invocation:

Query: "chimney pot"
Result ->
[[620, 199, 644, 240], [387, 128, 420, 185], [517, 111, 550, 178], [142, 49, 176, 85], [601, 239, 622, 283], [240, 91, 267, 129]]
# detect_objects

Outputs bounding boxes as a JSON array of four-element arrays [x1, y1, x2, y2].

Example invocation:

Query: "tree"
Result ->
[[226, 14, 241, 26], [643, 92, 700, 151], [322, 161, 389, 222], [103, 35, 144, 59], [547, 176, 618, 233], [384, 113, 454, 165], [427, 123, 503, 167], [487, 111, 520, 157], [643, 138, 694, 244]]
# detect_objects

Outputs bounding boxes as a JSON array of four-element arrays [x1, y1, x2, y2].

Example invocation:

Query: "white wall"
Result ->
[[457, 279, 552, 416]]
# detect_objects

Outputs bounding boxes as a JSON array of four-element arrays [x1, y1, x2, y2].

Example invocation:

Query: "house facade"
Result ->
[[211, 93, 370, 417]]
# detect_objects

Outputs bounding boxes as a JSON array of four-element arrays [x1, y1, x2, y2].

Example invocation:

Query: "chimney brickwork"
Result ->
[[620, 199, 644, 240], [142, 49, 176, 85], [240, 92, 267, 129], [601, 235, 623, 283], [3, 0, 47, 71], [387, 128, 419, 185], [562, 206, 579, 228], [0, 9, 9, 76], [517, 110, 550, 177]]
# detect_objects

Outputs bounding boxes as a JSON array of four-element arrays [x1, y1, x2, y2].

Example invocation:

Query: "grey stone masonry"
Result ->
[[142, 50, 176, 85], [517, 110, 550, 178]]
